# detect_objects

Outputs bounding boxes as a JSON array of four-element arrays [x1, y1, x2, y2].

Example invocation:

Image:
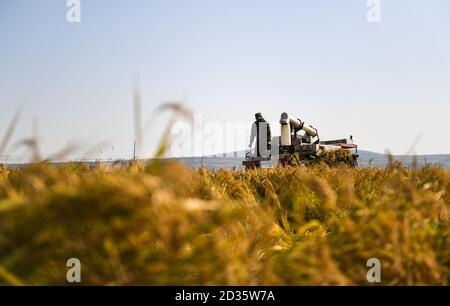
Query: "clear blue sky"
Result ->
[[1, 0, 449, 161]]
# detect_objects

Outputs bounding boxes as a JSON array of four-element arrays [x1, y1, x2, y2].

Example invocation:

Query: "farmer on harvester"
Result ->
[[249, 112, 271, 158]]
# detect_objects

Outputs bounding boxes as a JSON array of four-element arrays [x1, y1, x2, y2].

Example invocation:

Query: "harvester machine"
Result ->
[[278, 112, 358, 167], [243, 112, 358, 169]]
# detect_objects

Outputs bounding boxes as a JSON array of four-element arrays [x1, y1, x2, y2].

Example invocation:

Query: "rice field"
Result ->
[[0, 160, 448, 285]]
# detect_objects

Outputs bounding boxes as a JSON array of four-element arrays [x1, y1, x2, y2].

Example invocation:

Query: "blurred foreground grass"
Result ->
[[0, 161, 448, 285]]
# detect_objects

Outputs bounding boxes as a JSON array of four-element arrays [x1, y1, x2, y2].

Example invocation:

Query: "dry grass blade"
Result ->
[[0, 266, 25, 286], [152, 102, 193, 159], [48, 141, 80, 162], [16, 138, 41, 162], [133, 76, 143, 147], [157, 101, 193, 119], [0, 109, 20, 158], [404, 132, 423, 156]]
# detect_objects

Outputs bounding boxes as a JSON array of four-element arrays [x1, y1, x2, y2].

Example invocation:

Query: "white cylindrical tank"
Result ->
[[279, 112, 318, 146], [280, 124, 292, 146]]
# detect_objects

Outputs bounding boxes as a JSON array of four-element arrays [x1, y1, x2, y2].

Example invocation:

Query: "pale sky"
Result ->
[[1, 0, 449, 162]]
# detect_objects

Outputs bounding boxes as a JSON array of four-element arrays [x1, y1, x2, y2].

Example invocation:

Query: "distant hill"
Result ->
[[175, 149, 450, 170], [3, 150, 450, 170], [357, 150, 450, 168]]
